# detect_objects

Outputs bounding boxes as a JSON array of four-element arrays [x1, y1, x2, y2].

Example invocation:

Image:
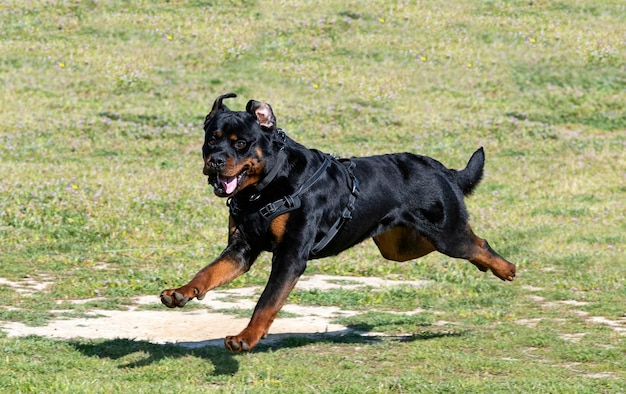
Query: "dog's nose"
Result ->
[[207, 156, 226, 172]]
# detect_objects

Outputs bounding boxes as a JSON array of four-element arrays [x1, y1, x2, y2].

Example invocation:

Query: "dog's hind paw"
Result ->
[[160, 289, 191, 308], [492, 262, 516, 281]]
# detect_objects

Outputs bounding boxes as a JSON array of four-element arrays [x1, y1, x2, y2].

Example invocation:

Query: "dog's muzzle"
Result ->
[[208, 168, 248, 197]]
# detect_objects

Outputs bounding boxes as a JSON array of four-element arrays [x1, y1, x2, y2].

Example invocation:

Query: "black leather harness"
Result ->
[[227, 135, 359, 256], [310, 159, 359, 255]]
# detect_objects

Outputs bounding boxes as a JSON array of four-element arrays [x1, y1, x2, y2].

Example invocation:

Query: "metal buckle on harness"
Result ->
[[259, 203, 276, 218], [342, 206, 354, 219], [283, 195, 296, 208]]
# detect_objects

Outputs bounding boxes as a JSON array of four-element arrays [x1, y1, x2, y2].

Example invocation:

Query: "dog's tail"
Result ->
[[455, 147, 485, 196]]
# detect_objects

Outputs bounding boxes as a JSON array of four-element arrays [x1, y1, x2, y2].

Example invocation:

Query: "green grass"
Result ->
[[1, 0, 625, 392]]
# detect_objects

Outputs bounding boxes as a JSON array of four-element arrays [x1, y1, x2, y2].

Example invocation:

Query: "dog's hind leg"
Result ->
[[467, 233, 516, 281], [373, 225, 514, 281], [437, 224, 516, 281]]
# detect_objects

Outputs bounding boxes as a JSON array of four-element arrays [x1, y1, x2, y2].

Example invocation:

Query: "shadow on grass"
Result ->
[[70, 327, 465, 375], [70, 338, 240, 375], [257, 327, 466, 352]]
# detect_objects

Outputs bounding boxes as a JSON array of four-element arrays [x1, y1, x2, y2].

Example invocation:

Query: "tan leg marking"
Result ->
[[373, 226, 436, 262]]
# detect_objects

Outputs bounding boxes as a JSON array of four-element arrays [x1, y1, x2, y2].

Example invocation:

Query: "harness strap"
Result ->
[[258, 154, 330, 221], [310, 160, 359, 256]]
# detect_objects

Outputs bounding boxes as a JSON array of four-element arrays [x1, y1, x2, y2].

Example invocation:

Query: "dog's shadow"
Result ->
[[70, 338, 240, 375], [70, 327, 464, 375]]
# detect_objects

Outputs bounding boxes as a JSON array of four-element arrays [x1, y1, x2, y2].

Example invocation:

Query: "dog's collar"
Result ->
[[249, 149, 287, 198], [247, 129, 288, 198], [273, 128, 287, 150]]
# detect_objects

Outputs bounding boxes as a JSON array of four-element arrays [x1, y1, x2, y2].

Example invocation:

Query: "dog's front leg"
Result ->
[[225, 256, 305, 352], [160, 239, 258, 308]]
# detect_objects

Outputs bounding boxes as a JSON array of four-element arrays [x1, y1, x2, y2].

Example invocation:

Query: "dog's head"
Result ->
[[202, 93, 279, 197]]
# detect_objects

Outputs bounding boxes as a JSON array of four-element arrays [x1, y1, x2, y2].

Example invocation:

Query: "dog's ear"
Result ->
[[205, 93, 237, 126], [246, 100, 276, 131]]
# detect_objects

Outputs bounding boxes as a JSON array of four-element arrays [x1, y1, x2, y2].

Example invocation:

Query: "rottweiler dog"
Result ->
[[160, 93, 516, 352]]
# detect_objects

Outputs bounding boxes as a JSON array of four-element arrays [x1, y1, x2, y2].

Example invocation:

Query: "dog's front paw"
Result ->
[[160, 287, 205, 308], [225, 328, 265, 352], [225, 335, 251, 352]]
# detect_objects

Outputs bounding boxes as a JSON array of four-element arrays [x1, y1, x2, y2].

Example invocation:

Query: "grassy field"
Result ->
[[1, 0, 625, 392]]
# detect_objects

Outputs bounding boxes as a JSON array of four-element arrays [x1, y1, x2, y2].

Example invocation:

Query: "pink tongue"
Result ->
[[222, 176, 238, 194]]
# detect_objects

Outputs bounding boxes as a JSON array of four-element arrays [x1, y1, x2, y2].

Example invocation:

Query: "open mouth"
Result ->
[[210, 168, 248, 197]]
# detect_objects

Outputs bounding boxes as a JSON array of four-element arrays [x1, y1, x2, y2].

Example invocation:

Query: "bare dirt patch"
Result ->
[[0, 275, 429, 348], [0, 275, 54, 294], [520, 292, 626, 336]]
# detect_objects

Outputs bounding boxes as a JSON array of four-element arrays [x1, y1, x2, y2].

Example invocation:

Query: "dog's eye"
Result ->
[[234, 140, 247, 150], [207, 137, 217, 146]]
